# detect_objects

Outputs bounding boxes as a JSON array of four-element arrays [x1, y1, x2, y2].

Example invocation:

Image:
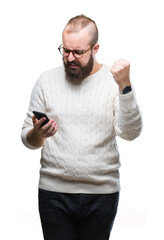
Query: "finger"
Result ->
[[111, 63, 127, 74], [50, 124, 58, 136], [44, 121, 56, 135], [111, 63, 125, 69], [43, 124, 58, 138], [41, 119, 55, 132], [35, 117, 47, 129], [110, 67, 122, 75], [113, 60, 130, 70], [32, 115, 37, 124]]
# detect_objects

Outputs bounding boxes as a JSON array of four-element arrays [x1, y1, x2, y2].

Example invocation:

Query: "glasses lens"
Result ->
[[58, 46, 84, 58], [62, 48, 70, 56], [73, 51, 83, 59]]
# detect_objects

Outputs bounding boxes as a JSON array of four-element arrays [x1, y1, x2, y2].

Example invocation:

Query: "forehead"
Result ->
[[62, 26, 91, 49]]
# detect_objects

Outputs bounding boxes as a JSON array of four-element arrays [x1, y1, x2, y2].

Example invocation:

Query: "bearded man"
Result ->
[[21, 15, 142, 240]]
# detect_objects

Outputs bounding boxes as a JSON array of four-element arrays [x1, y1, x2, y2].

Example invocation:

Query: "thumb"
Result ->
[[32, 115, 37, 124]]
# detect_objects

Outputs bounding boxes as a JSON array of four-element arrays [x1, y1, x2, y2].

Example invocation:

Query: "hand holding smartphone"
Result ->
[[32, 111, 58, 138]]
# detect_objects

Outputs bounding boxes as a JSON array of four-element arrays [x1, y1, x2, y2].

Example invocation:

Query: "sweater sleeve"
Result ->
[[21, 74, 46, 149], [113, 90, 142, 141]]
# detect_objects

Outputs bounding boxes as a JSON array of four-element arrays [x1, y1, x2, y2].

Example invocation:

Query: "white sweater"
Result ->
[[21, 64, 142, 194]]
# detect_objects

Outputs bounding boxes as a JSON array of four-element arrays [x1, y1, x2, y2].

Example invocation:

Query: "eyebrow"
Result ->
[[63, 47, 85, 52], [63, 46, 83, 50]]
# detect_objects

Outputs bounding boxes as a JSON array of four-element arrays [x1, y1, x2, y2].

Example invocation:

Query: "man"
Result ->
[[21, 15, 142, 240]]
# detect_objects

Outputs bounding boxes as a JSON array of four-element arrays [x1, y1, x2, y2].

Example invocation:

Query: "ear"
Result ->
[[92, 43, 99, 56]]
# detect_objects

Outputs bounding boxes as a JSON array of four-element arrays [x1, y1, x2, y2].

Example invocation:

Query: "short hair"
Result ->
[[65, 14, 99, 47]]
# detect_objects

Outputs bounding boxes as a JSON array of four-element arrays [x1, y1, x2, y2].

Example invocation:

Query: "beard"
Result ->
[[63, 54, 94, 85]]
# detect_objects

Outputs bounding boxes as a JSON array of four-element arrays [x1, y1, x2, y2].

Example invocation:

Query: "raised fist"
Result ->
[[110, 58, 131, 90]]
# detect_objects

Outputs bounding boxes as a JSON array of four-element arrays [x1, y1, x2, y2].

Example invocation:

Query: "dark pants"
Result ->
[[39, 188, 119, 240]]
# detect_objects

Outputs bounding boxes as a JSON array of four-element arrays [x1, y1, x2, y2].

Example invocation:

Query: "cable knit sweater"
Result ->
[[21, 64, 142, 194]]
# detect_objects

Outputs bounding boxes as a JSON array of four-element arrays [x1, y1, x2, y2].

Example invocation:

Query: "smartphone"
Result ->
[[33, 111, 49, 127]]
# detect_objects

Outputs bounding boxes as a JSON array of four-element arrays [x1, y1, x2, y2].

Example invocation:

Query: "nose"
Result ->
[[67, 51, 76, 62]]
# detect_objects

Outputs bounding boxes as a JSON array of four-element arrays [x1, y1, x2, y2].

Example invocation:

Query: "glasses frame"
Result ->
[[58, 44, 94, 59]]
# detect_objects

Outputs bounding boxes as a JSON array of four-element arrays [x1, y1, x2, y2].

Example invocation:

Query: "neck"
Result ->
[[90, 61, 102, 75]]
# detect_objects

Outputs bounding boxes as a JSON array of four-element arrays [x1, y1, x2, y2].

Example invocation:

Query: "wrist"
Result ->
[[117, 77, 130, 90], [119, 85, 132, 95], [27, 128, 45, 147]]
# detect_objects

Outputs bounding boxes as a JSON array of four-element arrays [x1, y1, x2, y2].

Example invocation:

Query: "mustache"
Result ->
[[66, 60, 81, 67]]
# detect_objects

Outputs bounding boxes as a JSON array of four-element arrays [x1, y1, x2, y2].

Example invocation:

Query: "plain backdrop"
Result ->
[[0, 0, 163, 239]]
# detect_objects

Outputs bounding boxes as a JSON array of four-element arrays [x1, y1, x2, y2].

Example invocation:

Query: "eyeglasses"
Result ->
[[58, 44, 93, 59]]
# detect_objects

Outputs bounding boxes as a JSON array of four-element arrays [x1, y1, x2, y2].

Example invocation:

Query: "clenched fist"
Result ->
[[110, 59, 131, 90]]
